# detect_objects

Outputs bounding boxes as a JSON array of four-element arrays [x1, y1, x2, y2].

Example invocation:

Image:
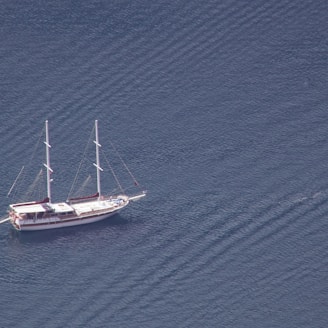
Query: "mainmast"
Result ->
[[43, 120, 53, 202], [93, 120, 103, 198]]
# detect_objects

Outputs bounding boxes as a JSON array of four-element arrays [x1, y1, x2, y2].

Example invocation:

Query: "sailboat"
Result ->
[[2, 120, 146, 231]]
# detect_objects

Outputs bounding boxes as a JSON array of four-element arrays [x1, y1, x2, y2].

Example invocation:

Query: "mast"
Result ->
[[93, 120, 103, 198], [43, 120, 53, 202]]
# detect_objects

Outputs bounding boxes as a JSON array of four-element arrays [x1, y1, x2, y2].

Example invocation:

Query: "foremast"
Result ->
[[93, 120, 103, 199], [43, 120, 53, 203]]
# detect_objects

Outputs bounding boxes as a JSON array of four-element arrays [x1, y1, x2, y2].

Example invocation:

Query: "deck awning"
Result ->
[[11, 203, 49, 214], [51, 203, 74, 213]]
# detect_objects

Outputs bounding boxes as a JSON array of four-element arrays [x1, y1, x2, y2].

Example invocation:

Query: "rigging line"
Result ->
[[101, 148, 125, 193], [30, 125, 46, 165], [9, 125, 45, 200], [7, 166, 25, 197], [107, 139, 141, 187], [67, 125, 95, 199], [24, 168, 44, 201], [74, 175, 92, 197]]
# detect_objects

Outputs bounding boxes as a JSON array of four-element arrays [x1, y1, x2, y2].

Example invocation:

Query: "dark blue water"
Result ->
[[1, 0, 327, 327]]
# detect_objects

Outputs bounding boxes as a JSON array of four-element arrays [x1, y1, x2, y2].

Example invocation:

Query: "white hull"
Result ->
[[11, 201, 129, 231], [12, 211, 119, 231]]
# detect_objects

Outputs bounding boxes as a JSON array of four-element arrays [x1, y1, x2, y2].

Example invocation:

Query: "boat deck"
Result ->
[[71, 197, 127, 215]]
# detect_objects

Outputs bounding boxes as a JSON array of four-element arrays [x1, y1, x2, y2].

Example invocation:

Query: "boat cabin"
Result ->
[[10, 202, 75, 220]]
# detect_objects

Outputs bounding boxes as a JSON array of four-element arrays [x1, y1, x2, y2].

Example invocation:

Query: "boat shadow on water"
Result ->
[[8, 214, 129, 245]]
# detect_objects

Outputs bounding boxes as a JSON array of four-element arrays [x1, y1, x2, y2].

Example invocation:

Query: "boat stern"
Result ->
[[8, 211, 21, 230]]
